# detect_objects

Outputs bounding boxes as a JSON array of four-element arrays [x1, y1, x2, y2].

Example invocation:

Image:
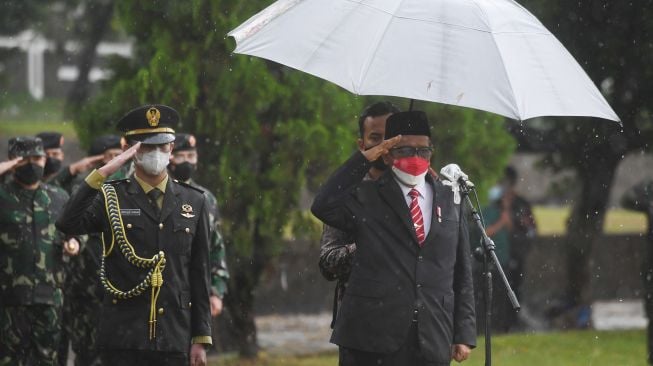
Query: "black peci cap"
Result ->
[[173, 133, 197, 152], [116, 105, 178, 144], [36, 132, 64, 149], [8, 136, 46, 158], [89, 134, 122, 155], [384, 111, 431, 139]]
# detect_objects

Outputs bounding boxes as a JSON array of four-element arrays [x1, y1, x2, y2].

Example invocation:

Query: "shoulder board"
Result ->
[[104, 178, 130, 185], [173, 179, 205, 193]]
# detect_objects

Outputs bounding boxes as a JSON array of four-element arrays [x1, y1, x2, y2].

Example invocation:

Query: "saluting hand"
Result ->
[[98, 142, 141, 178], [0, 157, 23, 176], [69, 154, 105, 176], [361, 135, 401, 163]]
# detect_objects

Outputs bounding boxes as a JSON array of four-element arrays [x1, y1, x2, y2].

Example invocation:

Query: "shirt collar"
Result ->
[[134, 173, 168, 194], [396, 177, 427, 198]]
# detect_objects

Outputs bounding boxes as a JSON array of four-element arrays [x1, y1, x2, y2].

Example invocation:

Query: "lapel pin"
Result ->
[[437, 206, 442, 223]]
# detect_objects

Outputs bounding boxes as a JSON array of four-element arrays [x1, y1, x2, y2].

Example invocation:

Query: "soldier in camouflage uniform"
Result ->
[[622, 180, 653, 364], [36, 131, 108, 366], [318, 102, 398, 327], [65, 135, 124, 366], [0, 136, 79, 366], [169, 133, 229, 316]]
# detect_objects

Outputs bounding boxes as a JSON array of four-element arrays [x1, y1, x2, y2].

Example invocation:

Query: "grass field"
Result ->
[[211, 329, 648, 366], [0, 96, 76, 137], [533, 206, 646, 236]]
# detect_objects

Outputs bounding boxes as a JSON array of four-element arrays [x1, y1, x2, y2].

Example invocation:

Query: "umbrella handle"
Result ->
[[409, 99, 415, 111]]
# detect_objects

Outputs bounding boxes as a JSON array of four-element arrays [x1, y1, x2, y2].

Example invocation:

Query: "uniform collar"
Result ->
[[134, 173, 168, 194]]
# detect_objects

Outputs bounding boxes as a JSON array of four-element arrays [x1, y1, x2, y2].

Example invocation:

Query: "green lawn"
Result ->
[[0, 96, 76, 138], [211, 330, 648, 366], [533, 206, 646, 236]]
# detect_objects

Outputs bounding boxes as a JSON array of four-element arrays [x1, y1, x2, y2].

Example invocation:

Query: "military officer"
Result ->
[[169, 133, 229, 317], [0, 136, 79, 366], [56, 105, 212, 366]]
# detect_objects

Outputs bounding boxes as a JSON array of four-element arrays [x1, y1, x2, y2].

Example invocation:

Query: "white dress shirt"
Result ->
[[396, 177, 433, 236]]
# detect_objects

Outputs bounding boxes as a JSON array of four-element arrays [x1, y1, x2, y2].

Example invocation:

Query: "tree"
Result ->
[[518, 0, 653, 318], [74, 0, 516, 357]]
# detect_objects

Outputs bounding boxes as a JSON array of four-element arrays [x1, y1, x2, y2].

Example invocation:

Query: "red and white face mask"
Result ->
[[391, 156, 429, 186]]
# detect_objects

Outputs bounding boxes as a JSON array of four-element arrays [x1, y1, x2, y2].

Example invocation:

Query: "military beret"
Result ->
[[384, 111, 431, 139], [116, 104, 178, 144], [36, 132, 64, 149], [89, 134, 122, 155], [8, 136, 46, 158], [173, 133, 197, 152]]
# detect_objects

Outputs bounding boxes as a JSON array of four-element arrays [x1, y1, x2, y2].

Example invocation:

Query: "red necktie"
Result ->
[[409, 188, 426, 246]]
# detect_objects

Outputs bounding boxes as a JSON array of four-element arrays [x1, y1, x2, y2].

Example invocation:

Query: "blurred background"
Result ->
[[1, 1, 652, 365]]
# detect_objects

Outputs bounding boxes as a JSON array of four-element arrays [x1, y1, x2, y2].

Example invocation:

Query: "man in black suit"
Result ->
[[312, 111, 475, 366], [56, 105, 212, 366]]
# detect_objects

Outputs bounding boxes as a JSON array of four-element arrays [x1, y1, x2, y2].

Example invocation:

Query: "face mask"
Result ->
[[14, 163, 44, 185], [43, 157, 62, 177], [135, 148, 170, 176], [391, 156, 429, 187], [170, 162, 195, 182], [364, 146, 387, 171]]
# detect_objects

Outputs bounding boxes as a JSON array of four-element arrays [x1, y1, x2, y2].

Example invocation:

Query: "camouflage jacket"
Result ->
[[189, 179, 229, 298], [0, 179, 69, 306]]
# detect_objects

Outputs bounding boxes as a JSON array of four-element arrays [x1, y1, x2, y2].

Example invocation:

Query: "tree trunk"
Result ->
[[64, 0, 114, 118], [563, 142, 621, 325]]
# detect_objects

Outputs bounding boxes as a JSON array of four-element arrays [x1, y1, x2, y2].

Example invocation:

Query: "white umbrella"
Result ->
[[228, 0, 619, 122]]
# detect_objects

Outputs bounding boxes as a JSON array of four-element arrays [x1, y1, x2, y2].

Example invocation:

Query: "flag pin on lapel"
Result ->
[[437, 206, 442, 223]]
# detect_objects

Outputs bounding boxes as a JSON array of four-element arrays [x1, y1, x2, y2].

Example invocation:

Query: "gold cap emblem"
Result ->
[[146, 107, 161, 127]]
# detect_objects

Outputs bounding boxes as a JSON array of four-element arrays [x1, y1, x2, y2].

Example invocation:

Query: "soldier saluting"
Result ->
[[56, 105, 212, 366]]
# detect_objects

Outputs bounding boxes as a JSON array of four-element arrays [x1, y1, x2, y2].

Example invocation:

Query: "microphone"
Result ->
[[440, 163, 475, 188]]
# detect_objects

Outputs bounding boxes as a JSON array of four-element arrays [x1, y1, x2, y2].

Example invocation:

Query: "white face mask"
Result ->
[[391, 166, 427, 187], [135, 148, 170, 176]]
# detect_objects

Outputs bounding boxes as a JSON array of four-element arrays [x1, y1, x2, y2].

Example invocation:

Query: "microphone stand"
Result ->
[[458, 180, 520, 366]]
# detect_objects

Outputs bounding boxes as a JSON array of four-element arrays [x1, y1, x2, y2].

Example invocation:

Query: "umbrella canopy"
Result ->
[[229, 0, 619, 122]]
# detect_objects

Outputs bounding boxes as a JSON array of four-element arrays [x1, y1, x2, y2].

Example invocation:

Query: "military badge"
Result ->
[[181, 204, 195, 218], [146, 107, 161, 127]]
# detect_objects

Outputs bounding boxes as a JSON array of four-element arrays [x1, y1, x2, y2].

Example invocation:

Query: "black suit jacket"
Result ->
[[311, 152, 476, 363], [55, 176, 212, 352]]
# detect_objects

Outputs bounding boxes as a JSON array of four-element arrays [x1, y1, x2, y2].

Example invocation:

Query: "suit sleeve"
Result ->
[[55, 179, 107, 236], [319, 224, 355, 281], [453, 206, 476, 347], [190, 198, 212, 344], [311, 151, 371, 232]]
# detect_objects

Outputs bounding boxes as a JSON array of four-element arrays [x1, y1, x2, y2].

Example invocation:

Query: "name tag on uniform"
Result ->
[[120, 209, 141, 216]]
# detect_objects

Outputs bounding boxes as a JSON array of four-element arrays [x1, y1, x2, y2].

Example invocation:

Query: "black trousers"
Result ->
[[338, 323, 449, 366], [100, 350, 188, 366]]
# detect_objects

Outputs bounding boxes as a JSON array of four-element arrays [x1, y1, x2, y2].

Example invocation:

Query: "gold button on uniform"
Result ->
[[126, 223, 132, 229], [158, 308, 164, 315], [188, 302, 192, 308], [159, 223, 164, 230], [112, 299, 118, 304], [185, 228, 190, 233]]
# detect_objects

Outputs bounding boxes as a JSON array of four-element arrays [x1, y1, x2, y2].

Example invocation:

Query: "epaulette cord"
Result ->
[[100, 183, 166, 340]]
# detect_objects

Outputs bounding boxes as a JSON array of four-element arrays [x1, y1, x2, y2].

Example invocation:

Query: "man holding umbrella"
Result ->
[[312, 111, 475, 365]]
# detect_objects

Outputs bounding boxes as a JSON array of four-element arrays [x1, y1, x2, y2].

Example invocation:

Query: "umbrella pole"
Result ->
[[462, 184, 521, 366], [409, 99, 415, 111]]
